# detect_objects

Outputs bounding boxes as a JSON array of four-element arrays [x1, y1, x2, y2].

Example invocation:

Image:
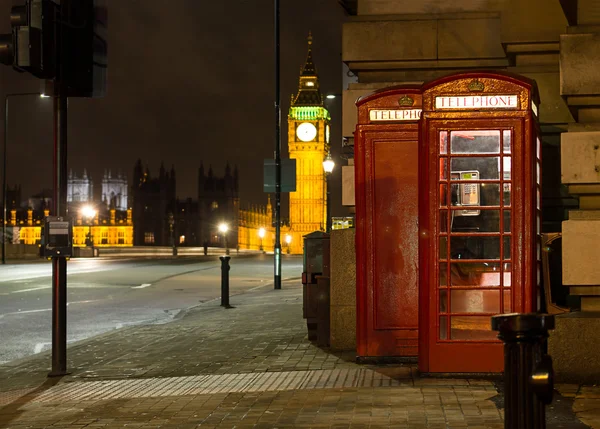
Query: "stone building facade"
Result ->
[[333, 0, 600, 381]]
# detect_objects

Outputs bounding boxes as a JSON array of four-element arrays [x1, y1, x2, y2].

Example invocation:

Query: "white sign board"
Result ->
[[435, 95, 518, 109], [369, 109, 422, 121]]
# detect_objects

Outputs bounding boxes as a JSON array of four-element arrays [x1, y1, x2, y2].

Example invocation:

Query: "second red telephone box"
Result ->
[[355, 86, 422, 358]]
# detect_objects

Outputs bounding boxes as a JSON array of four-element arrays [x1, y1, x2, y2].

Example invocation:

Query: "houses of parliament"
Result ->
[[1, 35, 333, 254]]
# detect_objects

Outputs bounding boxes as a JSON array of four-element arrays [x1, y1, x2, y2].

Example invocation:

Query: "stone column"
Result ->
[[559, 1, 600, 312]]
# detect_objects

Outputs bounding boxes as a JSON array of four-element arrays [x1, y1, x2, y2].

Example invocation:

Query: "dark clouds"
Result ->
[[0, 0, 345, 215]]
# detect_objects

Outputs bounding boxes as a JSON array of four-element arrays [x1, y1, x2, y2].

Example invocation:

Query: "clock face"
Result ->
[[325, 125, 330, 144], [296, 122, 317, 142]]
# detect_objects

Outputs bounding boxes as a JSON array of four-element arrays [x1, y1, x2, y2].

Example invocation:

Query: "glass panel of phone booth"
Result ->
[[438, 129, 512, 341]]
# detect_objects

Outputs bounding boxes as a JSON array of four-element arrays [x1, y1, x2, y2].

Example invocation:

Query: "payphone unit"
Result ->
[[42, 216, 73, 258]]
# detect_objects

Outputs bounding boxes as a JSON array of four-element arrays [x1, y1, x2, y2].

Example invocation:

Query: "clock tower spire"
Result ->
[[287, 32, 331, 253]]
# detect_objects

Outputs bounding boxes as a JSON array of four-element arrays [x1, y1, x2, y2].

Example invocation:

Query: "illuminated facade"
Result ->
[[101, 170, 128, 211], [67, 169, 93, 203], [287, 33, 331, 254], [10, 208, 133, 247]]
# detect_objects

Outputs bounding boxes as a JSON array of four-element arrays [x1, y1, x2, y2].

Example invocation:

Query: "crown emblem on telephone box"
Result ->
[[468, 79, 485, 92], [398, 95, 414, 107]]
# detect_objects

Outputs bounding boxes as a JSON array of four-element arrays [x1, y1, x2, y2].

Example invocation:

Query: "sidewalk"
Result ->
[[0, 280, 596, 428]]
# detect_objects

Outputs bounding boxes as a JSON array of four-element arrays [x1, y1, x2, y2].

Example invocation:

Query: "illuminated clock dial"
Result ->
[[296, 122, 317, 142]]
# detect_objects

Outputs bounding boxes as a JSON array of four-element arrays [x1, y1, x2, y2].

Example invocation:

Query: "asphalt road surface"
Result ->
[[0, 254, 302, 364]]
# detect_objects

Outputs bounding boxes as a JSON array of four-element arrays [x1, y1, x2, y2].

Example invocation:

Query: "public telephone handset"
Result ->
[[451, 170, 480, 217]]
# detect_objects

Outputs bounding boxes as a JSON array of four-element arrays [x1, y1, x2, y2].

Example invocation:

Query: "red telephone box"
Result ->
[[418, 72, 541, 373], [355, 86, 422, 358]]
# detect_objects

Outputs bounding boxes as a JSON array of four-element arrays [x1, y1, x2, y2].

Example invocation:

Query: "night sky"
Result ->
[[0, 1, 347, 217]]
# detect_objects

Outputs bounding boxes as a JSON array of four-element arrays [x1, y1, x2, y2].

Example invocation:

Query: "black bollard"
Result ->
[[492, 313, 555, 429], [220, 256, 231, 308]]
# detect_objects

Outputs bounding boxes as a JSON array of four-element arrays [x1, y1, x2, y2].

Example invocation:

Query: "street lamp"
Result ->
[[323, 152, 335, 233], [285, 234, 292, 254], [258, 227, 265, 252], [218, 222, 229, 255], [2, 92, 49, 265], [80, 205, 96, 247]]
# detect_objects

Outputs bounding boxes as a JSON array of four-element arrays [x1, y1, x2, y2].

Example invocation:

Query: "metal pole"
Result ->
[[2, 96, 7, 265], [492, 313, 555, 429], [220, 256, 231, 308], [49, 82, 68, 377], [326, 175, 331, 233], [274, 0, 282, 290]]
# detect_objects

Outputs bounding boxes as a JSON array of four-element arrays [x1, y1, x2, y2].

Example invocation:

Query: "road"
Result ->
[[0, 254, 302, 364]]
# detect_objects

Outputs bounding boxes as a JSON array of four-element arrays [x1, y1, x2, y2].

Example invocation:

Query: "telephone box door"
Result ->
[[355, 87, 422, 358], [418, 73, 540, 373]]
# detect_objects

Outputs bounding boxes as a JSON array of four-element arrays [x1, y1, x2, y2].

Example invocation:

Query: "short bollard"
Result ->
[[492, 313, 555, 429], [220, 256, 231, 308]]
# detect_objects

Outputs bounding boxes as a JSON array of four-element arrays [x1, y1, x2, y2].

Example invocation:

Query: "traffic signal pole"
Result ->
[[274, 0, 282, 290], [49, 4, 68, 377]]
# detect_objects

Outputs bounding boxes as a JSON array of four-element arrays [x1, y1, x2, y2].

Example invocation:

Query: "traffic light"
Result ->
[[61, 0, 107, 97], [0, 0, 57, 79], [0, 0, 106, 98]]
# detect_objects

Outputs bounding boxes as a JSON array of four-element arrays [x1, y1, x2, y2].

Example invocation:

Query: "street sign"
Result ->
[[263, 158, 296, 192]]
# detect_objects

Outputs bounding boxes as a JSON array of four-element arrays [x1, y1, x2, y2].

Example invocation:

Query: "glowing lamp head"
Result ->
[[218, 223, 229, 234], [323, 152, 335, 174], [258, 227, 266, 238], [326, 94, 336, 99], [285, 234, 292, 244], [81, 205, 96, 219]]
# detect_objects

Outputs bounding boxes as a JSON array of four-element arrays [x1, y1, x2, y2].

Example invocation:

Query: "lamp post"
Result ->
[[80, 205, 96, 248], [218, 222, 229, 255], [2, 92, 49, 265], [258, 227, 265, 252], [322, 152, 335, 233]]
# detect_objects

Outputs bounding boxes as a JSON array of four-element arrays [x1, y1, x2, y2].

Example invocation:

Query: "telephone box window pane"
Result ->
[[503, 130, 511, 154], [439, 289, 447, 313], [451, 157, 499, 180], [440, 184, 448, 207], [503, 290, 512, 312], [537, 162, 541, 185], [451, 290, 500, 313], [440, 262, 448, 286], [504, 263, 512, 287], [537, 188, 541, 210], [440, 210, 449, 232], [503, 211, 511, 232], [440, 236, 448, 259], [450, 236, 500, 260], [450, 263, 501, 287], [439, 316, 448, 340], [450, 316, 497, 340], [503, 237, 511, 260], [537, 137, 541, 159], [450, 130, 500, 154], [440, 158, 448, 180], [503, 185, 511, 206], [451, 209, 500, 232], [440, 131, 448, 154], [503, 156, 511, 179]]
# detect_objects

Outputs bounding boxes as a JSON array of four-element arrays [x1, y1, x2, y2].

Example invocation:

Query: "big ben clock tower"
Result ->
[[288, 33, 331, 253]]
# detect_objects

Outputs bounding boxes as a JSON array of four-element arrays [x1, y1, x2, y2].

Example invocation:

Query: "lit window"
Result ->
[[211, 201, 219, 210], [144, 232, 155, 244], [179, 235, 185, 244], [306, 81, 314, 87]]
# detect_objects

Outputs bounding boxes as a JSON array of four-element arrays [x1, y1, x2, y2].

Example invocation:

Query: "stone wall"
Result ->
[[329, 228, 356, 351]]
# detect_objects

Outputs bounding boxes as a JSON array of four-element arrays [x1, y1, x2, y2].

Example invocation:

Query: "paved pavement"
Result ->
[[0, 279, 598, 428]]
